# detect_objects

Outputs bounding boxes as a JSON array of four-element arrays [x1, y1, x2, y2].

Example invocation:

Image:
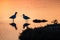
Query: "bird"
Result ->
[[23, 23, 30, 29], [10, 22, 17, 30], [23, 14, 30, 22], [51, 19, 58, 24], [9, 12, 17, 23]]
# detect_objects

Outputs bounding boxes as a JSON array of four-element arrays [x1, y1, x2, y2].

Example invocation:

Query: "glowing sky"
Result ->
[[0, 0, 60, 40]]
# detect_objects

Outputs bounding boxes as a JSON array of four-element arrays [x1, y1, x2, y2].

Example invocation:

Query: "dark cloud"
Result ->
[[33, 19, 48, 23]]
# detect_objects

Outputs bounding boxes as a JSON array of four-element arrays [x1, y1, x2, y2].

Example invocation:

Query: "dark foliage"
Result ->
[[19, 23, 60, 40]]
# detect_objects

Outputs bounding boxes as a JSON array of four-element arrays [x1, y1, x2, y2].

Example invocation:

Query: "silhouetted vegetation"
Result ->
[[33, 19, 47, 23], [19, 23, 60, 40]]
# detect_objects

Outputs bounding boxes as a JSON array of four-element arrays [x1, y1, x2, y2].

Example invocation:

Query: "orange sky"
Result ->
[[0, 0, 60, 40]]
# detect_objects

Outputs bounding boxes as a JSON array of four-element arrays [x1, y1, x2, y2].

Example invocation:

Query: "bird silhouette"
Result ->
[[51, 19, 58, 24], [23, 23, 30, 29], [9, 12, 17, 23], [10, 22, 17, 30], [23, 14, 30, 22]]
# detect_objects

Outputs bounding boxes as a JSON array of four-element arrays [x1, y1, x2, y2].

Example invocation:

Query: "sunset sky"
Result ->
[[0, 0, 60, 40]]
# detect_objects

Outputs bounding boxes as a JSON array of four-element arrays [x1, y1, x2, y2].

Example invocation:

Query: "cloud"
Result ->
[[33, 19, 48, 23]]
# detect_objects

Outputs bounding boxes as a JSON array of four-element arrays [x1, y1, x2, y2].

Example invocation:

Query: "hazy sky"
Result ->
[[0, 0, 60, 40]]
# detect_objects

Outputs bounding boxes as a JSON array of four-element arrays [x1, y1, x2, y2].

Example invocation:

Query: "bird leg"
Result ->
[[26, 26, 29, 29], [13, 19, 14, 23], [26, 20, 28, 23]]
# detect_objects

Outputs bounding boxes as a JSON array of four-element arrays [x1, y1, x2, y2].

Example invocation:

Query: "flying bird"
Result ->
[[9, 12, 17, 23], [33, 19, 48, 23], [10, 22, 17, 30], [23, 14, 30, 22], [23, 23, 30, 29]]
